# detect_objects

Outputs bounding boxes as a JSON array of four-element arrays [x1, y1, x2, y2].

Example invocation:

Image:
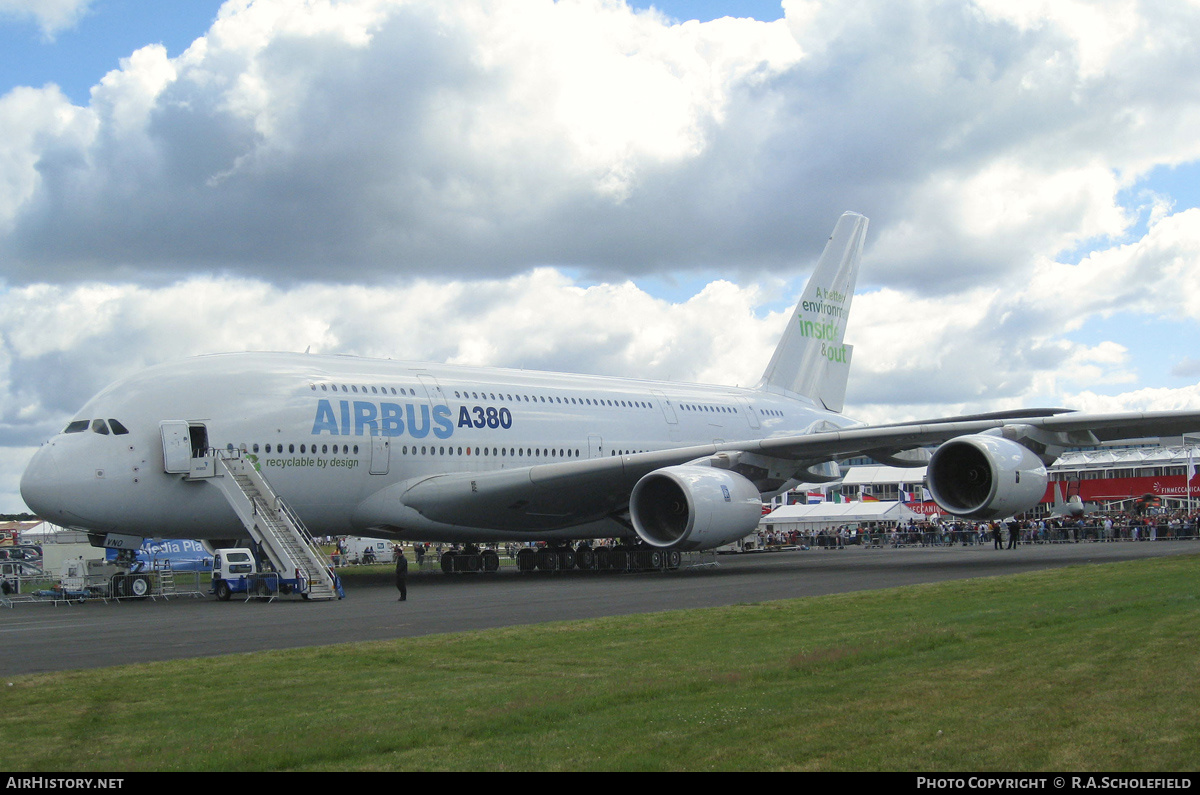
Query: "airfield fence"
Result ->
[[773, 521, 1199, 550], [0, 568, 209, 608]]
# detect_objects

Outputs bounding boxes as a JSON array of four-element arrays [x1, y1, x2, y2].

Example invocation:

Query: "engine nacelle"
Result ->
[[926, 434, 1048, 520], [630, 465, 763, 552]]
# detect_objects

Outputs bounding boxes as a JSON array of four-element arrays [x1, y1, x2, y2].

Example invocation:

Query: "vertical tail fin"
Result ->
[[758, 212, 868, 413]]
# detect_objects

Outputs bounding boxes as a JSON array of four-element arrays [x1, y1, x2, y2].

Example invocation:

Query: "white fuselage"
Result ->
[[21, 352, 857, 543]]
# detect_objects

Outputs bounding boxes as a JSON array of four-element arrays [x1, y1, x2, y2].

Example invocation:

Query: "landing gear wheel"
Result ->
[[481, 549, 500, 573], [555, 547, 576, 570], [516, 548, 536, 572], [575, 545, 596, 571], [536, 549, 560, 572], [129, 575, 150, 598]]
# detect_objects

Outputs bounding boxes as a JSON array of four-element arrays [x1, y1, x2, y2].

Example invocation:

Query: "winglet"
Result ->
[[757, 212, 868, 413]]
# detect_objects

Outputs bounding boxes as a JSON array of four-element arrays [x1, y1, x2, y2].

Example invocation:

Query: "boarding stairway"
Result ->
[[202, 451, 340, 601]]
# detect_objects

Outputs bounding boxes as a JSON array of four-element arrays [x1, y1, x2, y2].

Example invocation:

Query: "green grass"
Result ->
[[2, 554, 1198, 771]]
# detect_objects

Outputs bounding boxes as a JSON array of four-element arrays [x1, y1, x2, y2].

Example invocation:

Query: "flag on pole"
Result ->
[[806, 491, 825, 504], [1189, 448, 1195, 512], [899, 488, 912, 503]]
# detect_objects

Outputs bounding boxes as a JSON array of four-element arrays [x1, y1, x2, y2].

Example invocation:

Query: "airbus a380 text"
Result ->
[[20, 214, 1200, 554]]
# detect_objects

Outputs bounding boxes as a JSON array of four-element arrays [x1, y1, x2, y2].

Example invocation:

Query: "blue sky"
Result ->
[[0, 2, 222, 104], [1, 0, 1198, 511]]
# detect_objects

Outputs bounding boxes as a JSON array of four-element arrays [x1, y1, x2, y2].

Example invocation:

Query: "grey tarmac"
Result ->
[[2, 541, 1196, 677]]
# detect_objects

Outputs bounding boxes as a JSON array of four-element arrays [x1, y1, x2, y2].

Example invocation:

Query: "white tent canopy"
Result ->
[[18, 521, 89, 544], [761, 501, 919, 534], [840, 466, 928, 486]]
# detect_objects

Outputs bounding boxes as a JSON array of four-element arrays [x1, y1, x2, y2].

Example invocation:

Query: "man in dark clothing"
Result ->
[[395, 550, 408, 601]]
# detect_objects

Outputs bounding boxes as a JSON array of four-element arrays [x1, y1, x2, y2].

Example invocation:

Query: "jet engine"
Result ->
[[926, 434, 1048, 520], [629, 465, 763, 552]]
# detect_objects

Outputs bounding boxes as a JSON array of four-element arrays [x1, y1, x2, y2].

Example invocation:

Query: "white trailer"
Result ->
[[338, 536, 394, 565]]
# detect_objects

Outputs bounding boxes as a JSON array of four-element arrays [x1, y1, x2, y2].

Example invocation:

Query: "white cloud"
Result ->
[[3, 0, 1199, 285], [972, 0, 1143, 78], [0, 0, 92, 36], [0, 446, 38, 514], [840, 205, 1200, 422], [1028, 208, 1200, 321], [0, 85, 96, 231], [1173, 357, 1200, 379], [0, 270, 778, 442], [1058, 383, 1200, 415]]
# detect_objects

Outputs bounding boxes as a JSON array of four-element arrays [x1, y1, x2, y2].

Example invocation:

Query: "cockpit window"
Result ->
[[108, 419, 130, 435], [91, 419, 110, 435], [64, 420, 90, 434]]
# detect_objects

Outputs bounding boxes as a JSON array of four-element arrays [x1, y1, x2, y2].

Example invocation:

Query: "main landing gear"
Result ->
[[436, 542, 683, 575], [513, 542, 682, 574]]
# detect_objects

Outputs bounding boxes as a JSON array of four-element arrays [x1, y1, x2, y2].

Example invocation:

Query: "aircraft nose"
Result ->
[[20, 443, 63, 518]]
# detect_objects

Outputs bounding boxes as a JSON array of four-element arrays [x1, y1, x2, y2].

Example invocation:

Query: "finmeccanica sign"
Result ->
[[1043, 474, 1199, 502]]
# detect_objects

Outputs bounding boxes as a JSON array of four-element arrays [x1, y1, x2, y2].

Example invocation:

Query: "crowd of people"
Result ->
[[324, 507, 1200, 567], [758, 509, 1200, 550]]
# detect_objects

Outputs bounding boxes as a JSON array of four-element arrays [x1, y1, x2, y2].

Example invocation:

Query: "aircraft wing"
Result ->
[[755, 409, 1200, 459], [356, 409, 1200, 533]]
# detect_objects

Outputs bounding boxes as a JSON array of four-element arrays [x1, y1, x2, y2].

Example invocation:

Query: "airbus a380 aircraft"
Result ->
[[20, 213, 1200, 555]]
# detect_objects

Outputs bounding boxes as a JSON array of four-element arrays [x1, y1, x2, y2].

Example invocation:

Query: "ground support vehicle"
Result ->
[[210, 547, 344, 602], [56, 552, 155, 601], [337, 536, 392, 565]]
